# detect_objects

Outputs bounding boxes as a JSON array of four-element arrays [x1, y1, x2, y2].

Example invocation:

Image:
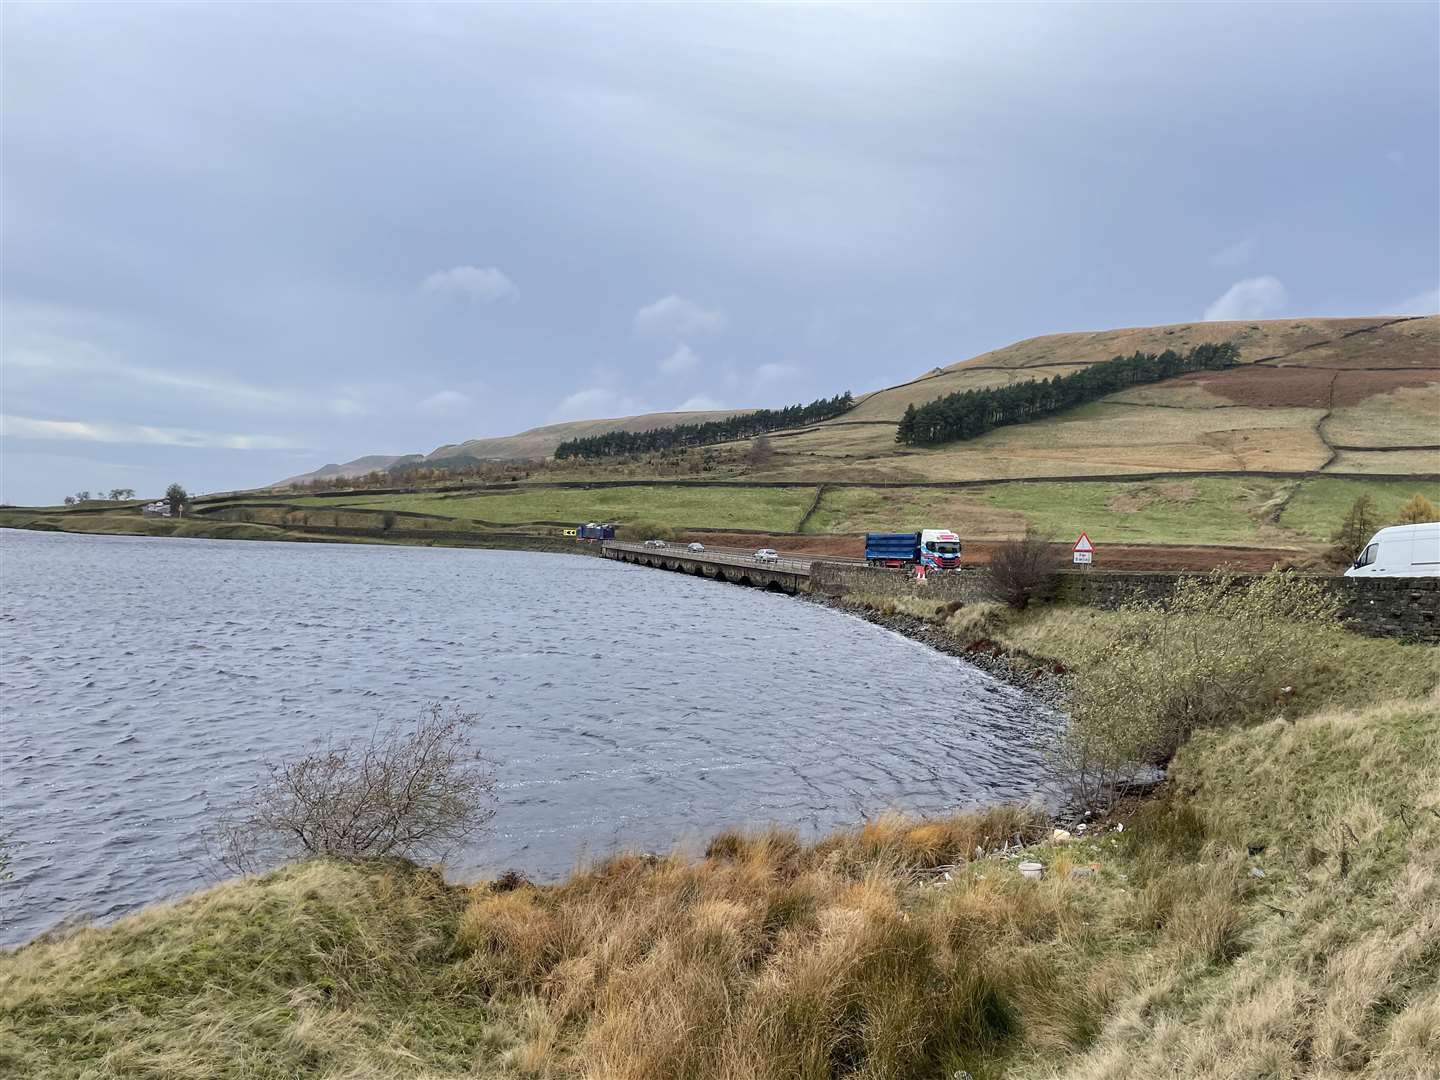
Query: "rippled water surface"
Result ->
[[1, 529, 1057, 944]]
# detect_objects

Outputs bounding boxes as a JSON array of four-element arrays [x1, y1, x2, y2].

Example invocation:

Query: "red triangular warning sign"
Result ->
[[1073, 532, 1094, 553]]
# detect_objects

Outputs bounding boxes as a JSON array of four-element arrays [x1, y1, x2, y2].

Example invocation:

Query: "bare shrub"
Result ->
[[744, 434, 776, 470], [211, 703, 496, 874], [984, 530, 1058, 609], [1056, 571, 1341, 810]]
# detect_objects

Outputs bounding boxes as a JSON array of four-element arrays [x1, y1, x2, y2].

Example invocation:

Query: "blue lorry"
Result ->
[[576, 522, 615, 542], [865, 529, 962, 569]]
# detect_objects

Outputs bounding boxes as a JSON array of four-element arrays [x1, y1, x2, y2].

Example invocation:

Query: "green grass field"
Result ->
[[235, 486, 821, 533], [804, 476, 1396, 547], [54, 472, 1440, 553], [1277, 476, 1440, 539]]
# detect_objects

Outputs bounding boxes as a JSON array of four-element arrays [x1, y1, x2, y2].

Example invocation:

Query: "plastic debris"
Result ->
[[1052, 827, 1073, 844], [1250, 867, 1266, 879], [1019, 860, 1044, 880]]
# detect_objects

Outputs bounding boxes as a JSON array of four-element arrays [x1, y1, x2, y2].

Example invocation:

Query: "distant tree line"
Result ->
[[895, 343, 1240, 447], [63, 488, 136, 505], [554, 393, 855, 460]]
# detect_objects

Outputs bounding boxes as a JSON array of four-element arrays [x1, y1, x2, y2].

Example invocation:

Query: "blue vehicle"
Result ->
[[865, 532, 921, 567], [576, 522, 615, 542], [865, 529, 962, 569]]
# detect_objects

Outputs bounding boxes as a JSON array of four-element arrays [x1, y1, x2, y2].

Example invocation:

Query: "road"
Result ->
[[601, 540, 845, 575]]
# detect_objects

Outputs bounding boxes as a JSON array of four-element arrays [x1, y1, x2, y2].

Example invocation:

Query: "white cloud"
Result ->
[[1, 414, 300, 450], [634, 295, 727, 338], [1202, 276, 1288, 321], [416, 389, 473, 413], [753, 362, 799, 385], [3, 342, 289, 409], [1389, 287, 1440, 315], [1209, 237, 1257, 269], [420, 265, 518, 303], [548, 388, 650, 423], [659, 343, 701, 375], [675, 394, 724, 411]]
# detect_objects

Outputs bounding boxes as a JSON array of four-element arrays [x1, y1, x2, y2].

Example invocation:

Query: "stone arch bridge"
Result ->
[[601, 540, 812, 594]]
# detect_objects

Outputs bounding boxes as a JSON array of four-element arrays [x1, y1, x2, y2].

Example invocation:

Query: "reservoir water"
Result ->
[[0, 529, 1057, 945]]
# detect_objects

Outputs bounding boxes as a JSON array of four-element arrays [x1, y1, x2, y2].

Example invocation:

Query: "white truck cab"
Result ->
[[1345, 522, 1440, 578], [918, 529, 962, 570]]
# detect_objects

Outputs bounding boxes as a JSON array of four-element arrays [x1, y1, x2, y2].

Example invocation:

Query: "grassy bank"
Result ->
[[4, 693, 1436, 1078]]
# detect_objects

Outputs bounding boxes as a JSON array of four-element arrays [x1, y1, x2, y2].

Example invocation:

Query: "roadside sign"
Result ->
[[1073, 532, 1094, 565]]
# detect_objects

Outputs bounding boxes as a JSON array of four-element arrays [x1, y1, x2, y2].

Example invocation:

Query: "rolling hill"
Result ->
[[271, 408, 754, 488], [277, 315, 1437, 491], [759, 314, 1440, 481]]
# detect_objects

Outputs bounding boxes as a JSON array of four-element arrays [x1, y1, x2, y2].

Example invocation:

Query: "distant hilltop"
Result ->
[[269, 408, 753, 488]]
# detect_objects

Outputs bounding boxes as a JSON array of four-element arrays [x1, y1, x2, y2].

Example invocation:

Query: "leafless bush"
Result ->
[[211, 703, 496, 874], [984, 529, 1058, 609]]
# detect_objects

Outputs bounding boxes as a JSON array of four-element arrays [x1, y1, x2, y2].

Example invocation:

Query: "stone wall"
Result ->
[[807, 562, 991, 603], [1336, 577, 1440, 642], [806, 562, 1440, 642]]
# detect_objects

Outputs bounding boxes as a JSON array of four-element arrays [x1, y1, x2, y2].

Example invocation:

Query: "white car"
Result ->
[[644, 538, 667, 548], [688, 542, 705, 552], [754, 548, 779, 563]]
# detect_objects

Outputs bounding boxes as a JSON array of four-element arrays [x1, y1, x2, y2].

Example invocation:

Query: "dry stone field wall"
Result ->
[[806, 563, 1440, 642]]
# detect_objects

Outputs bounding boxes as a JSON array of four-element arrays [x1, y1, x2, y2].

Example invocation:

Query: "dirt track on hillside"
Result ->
[[682, 531, 1301, 572]]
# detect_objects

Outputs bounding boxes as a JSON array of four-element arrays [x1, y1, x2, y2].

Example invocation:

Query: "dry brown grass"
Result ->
[[447, 805, 1144, 1079], [1037, 692, 1440, 1080]]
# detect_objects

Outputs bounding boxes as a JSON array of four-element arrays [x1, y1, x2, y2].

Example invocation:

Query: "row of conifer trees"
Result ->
[[553, 393, 855, 459], [895, 342, 1240, 446]]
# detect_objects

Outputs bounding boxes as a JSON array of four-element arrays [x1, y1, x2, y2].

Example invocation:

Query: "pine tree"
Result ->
[[896, 404, 917, 444]]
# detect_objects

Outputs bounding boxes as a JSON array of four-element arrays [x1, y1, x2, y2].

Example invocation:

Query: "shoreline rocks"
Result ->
[[800, 593, 1071, 710]]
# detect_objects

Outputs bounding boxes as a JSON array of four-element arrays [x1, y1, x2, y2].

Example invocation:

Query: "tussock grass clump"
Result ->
[[448, 806, 1125, 1079]]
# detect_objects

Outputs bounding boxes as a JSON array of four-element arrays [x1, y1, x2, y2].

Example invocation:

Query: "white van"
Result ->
[[1345, 522, 1440, 578]]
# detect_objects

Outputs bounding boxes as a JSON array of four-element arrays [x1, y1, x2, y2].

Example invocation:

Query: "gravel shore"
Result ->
[[801, 593, 1071, 710]]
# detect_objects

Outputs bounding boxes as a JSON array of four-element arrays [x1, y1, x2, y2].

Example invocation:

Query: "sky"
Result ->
[[2, 2, 1437, 505]]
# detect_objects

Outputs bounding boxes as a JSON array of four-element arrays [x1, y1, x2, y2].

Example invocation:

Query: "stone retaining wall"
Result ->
[[807, 562, 991, 603], [806, 562, 1440, 642]]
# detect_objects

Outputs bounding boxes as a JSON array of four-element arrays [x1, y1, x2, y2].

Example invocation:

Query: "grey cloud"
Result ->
[[635, 296, 727, 338]]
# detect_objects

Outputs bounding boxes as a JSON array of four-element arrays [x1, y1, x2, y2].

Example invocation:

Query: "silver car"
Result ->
[[754, 548, 779, 563], [644, 538, 667, 548], [688, 542, 705, 552]]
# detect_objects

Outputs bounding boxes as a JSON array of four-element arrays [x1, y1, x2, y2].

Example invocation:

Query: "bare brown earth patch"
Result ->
[[1329, 369, 1440, 405], [1171, 366, 1437, 409], [679, 531, 1298, 571]]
